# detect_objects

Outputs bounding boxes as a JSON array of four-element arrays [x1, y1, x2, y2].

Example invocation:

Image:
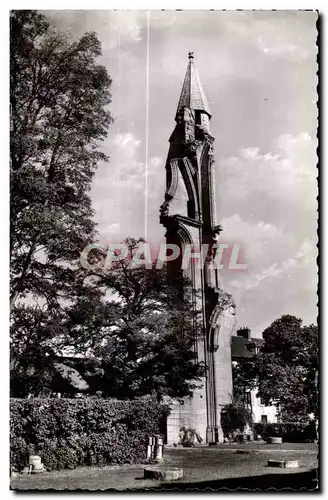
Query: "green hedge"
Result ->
[[10, 396, 169, 472], [254, 422, 316, 443]]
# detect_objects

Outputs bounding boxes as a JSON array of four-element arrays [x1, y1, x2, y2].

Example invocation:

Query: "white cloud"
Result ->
[[113, 132, 141, 160], [106, 222, 121, 234], [231, 235, 317, 313], [240, 147, 260, 159], [92, 131, 164, 242], [41, 9, 317, 336], [117, 14, 142, 42], [97, 12, 143, 51], [219, 132, 318, 231], [257, 37, 309, 61], [222, 11, 317, 62], [149, 156, 162, 168], [43, 11, 143, 52], [219, 132, 317, 333]]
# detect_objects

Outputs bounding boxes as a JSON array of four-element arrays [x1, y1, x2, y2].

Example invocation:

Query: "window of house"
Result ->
[[261, 415, 268, 423], [246, 392, 252, 406], [260, 396, 266, 406]]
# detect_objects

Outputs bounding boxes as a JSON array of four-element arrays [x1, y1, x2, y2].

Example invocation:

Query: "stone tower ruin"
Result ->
[[160, 53, 237, 444]]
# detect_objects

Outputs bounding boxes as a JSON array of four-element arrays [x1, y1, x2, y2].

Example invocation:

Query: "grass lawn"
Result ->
[[10, 442, 319, 491]]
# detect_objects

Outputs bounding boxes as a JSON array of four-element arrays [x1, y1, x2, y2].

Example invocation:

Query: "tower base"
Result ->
[[165, 388, 207, 445]]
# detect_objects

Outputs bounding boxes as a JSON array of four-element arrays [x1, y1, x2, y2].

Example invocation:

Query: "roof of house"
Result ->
[[231, 335, 264, 360]]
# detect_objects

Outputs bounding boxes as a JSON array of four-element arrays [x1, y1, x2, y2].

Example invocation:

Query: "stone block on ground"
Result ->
[[31, 465, 45, 474], [144, 466, 183, 481], [267, 459, 300, 469], [268, 437, 282, 444], [29, 455, 42, 467], [284, 460, 299, 469]]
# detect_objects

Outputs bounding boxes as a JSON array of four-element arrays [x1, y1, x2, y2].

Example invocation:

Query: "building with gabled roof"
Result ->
[[231, 327, 278, 425]]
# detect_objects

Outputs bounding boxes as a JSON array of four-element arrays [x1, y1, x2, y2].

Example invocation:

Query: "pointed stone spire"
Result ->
[[175, 52, 211, 121]]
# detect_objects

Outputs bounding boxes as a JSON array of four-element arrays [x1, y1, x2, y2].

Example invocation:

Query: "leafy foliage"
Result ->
[[62, 238, 206, 400], [220, 404, 253, 438], [255, 315, 319, 421], [10, 9, 112, 307], [254, 422, 317, 443], [10, 396, 169, 471], [179, 426, 203, 447], [11, 237, 205, 401], [9, 12, 205, 405], [232, 360, 257, 407], [10, 10, 112, 386]]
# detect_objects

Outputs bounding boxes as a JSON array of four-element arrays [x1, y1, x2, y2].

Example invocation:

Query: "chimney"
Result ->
[[236, 327, 251, 340]]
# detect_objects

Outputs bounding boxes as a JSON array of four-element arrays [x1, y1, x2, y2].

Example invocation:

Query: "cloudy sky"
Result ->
[[44, 10, 318, 336]]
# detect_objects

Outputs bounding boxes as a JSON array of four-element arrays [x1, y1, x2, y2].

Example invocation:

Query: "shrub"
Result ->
[[220, 404, 253, 438], [10, 397, 169, 472], [254, 422, 316, 443], [179, 426, 203, 447]]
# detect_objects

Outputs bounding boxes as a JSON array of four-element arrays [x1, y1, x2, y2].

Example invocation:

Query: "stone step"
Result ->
[[268, 437, 283, 444]]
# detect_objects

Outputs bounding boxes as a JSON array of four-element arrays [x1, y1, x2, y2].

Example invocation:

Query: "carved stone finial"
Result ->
[[159, 199, 170, 218], [213, 224, 223, 235]]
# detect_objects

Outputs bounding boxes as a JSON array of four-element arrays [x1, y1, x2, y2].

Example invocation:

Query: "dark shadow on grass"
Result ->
[[11, 470, 319, 493], [132, 468, 319, 492]]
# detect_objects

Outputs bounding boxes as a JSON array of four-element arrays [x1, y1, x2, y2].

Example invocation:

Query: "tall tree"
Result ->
[[256, 315, 318, 421], [10, 13, 204, 402], [232, 359, 257, 407], [10, 10, 112, 390], [58, 238, 205, 400], [11, 238, 206, 400], [10, 10, 112, 310]]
